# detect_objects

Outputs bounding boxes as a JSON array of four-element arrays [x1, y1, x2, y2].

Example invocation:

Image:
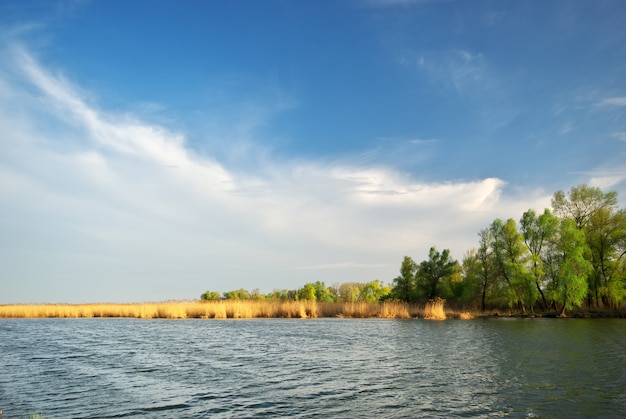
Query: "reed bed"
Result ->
[[423, 298, 447, 320], [0, 300, 427, 320]]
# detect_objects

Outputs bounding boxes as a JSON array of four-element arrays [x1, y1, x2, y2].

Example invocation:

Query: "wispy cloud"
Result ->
[[588, 170, 626, 189], [558, 121, 574, 136], [612, 132, 626, 141], [401, 48, 519, 131], [408, 138, 439, 145], [293, 262, 390, 271], [597, 97, 626, 107], [0, 44, 550, 302], [414, 49, 487, 94], [362, 0, 448, 7]]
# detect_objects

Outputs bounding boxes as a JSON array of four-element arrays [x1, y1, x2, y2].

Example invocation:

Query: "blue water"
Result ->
[[1, 318, 624, 418]]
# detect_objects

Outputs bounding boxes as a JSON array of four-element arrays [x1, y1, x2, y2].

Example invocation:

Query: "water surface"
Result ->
[[1, 318, 624, 417]]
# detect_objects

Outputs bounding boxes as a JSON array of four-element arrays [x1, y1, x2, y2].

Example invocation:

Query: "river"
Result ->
[[0, 318, 624, 418]]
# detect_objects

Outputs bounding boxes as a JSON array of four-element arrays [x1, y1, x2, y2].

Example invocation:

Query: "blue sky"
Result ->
[[1, 0, 625, 303]]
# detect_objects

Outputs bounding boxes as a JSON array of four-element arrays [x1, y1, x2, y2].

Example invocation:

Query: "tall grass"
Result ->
[[0, 300, 424, 319], [423, 298, 446, 320]]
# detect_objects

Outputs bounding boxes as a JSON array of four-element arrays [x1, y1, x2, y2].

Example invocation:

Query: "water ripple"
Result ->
[[1, 318, 625, 417]]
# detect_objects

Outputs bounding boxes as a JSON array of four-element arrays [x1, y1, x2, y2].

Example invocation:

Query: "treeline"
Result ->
[[202, 185, 625, 317], [390, 184, 626, 316], [201, 280, 391, 304]]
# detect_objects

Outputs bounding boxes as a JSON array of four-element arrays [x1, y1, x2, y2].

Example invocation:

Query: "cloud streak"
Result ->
[[598, 97, 626, 107], [0, 44, 552, 303]]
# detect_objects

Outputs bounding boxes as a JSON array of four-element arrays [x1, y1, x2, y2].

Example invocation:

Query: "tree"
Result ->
[[491, 218, 534, 313], [223, 288, 251, 300], [461, 227, 502, 311], [297, 283, 317, 301], [445, 253, 476, 304], [545, 219, 593, 316], [250, 288, 265, 300], [358, 280, 392, 302], [266, 289, 293, 300], [200, 290, 221, 301], [551, 184, 624, 307], [520, 208, 559, 309], [392, 256, 417, 301], [586, 207, 626, 307], [337, 282, 363, 303], [552, 184, 618, 230], [476, 227, 499, 311], [312, 281, 334, 302], [416, 246, 456, 300]]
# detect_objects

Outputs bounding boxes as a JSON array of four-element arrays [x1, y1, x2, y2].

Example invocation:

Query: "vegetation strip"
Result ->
[[199, 184, 624, 318], [0, 300, 460, 320]]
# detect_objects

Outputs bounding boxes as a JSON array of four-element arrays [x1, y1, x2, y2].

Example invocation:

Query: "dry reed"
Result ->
[[0, 299, 459, 320], [423, 298, 446, 320]]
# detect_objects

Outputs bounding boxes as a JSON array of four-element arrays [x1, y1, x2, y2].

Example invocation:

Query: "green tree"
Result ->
[[520, 208, 559, 309], [586, 207, 626, 307], [445, 257, 475, 303], [552, 184, 618, 230], [476, 227, 499, 310], [266, 289, 293, 300], [491, 218, 534, 313], [358, 280, 392, 302], [297, 283, 317, 301], [200, 290, 221, 301], [223, 288, 250, 300], [392, 256, 417, 301], [545, 219, 593, 316], [416, 246, 456, 300], [461, 227, 502, 311], [337, 282, 363, 302], [312, 281, 334, 302], [551, 184, 624, 307], [250, 288, 265, 300]]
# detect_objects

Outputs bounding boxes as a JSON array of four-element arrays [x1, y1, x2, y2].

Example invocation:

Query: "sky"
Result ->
[[1, 0, 625, 303]]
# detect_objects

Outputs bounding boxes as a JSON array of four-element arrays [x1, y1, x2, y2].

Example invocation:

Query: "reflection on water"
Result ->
[[0, 318, 624, 418]]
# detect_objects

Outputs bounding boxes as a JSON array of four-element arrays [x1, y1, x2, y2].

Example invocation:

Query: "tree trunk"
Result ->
[[481, 284, 487, 312], [536, 281, 547, 309]]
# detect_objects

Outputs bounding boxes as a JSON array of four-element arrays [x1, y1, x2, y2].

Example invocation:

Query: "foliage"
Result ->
[[552, 184, 625, 307], [415, 246, 456, 300], [200, 290, 221, 301], [544, 219, 593, 316], [520, 208, 559, 309], [359, 280, 392, 303], [552, 184, 618, 229], [490, 218, 535, 312], [297, 283, 317, 301], [392, 256, 417, 301], [223, 288, 251, 300]]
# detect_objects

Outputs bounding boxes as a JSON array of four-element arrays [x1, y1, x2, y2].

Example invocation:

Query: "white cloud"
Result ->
[[587, 169, 626, 190], [0, 45, 551, 303], [598, 97, 626, 107]]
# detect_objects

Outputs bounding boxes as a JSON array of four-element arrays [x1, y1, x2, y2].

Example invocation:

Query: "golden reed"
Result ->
[[0, 300, 430, 319], [423, 298, 447, 320]]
